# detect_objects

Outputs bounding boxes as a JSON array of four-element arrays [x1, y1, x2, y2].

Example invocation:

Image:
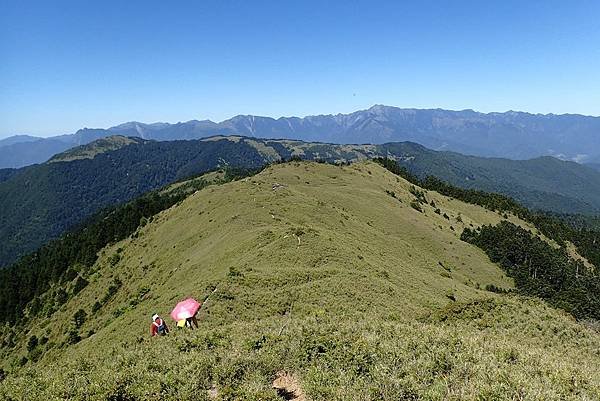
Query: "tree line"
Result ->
[[0, 166, 261, 326], [462, 222, 600, 320], [375, 157, 600, 267], [375, 157, 600, 320]]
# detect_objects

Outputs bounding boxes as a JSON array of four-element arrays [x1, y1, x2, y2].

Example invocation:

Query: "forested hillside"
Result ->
[[381, 143, 600, 214], [0, 168, 17, 183], [0, 138, 268, 267], [0, 165, 256, 325]]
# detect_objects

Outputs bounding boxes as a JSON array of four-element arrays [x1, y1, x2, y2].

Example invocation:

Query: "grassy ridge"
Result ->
[[1, 161, 599, 399], [375, 157, 600, 273], [4, 136, 600, 268], [2, 300, 599, 400]]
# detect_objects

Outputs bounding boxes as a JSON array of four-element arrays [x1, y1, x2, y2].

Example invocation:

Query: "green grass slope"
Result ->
[[2, 162, 599, 400], [3, 136, 600, 269], [47, 135, 144, 162]]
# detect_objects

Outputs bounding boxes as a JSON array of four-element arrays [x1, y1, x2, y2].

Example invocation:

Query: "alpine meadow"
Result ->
[[2, 1, 600, 400], [1, 160, 599, 400]]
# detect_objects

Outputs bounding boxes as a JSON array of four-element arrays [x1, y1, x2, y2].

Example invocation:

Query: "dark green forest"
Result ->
[[0, 166, 261, 326], [0, 139, 268, 267], [0, 169, 17, 183], [380, 142, 600, 215], [461, 222, 600, 320]]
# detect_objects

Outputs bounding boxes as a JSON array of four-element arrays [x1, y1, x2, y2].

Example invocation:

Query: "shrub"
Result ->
[[101, 278, 122, 304], [92, 301, 102, 313], [227, 266, 243, 278], [108, 254, 121, 267], [72, 276, 89, 296], [67, 329, 81, 345], [485, 284, 510, 294], [409, 185, 427, 204], [29, 347, 43, 362], [28, 297, 42, 316], [26, 335, 38, 353], [112, 308, 125, 318], [410, 201, 423, 213], [438, 261, 451, 272], [73, 309, 87, 329], [55, 288, 68, 305]]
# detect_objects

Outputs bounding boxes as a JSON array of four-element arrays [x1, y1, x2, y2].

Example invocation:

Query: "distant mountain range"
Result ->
[[2, 105, 599, 168], [1, 134, 600, 268]]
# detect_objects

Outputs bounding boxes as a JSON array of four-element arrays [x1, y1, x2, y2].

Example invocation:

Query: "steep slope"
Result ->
[[2, 162, 599, 400], [3, 105, 600, 168], [0, 168, 17, 183], [3, 136, 600, 268], [0, 138, 269, 267], [381, 143, 600, 214]]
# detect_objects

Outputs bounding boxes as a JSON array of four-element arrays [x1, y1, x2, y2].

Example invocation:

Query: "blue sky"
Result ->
[[1, 0, 600, 138]]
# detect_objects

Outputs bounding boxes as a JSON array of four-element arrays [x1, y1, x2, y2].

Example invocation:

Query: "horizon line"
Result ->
[[3, 104, 600, 140]]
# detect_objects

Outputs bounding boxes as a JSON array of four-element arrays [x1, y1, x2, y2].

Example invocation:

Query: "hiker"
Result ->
[[176, 315, 199, 329], [151, 313, 169, 336], [170, 297, 201, 329], [186, 314, 199, 329]]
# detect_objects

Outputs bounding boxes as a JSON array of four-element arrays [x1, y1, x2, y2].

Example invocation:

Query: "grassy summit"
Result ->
[[2, 161, 599, 400], [48, 135, 144, 163]]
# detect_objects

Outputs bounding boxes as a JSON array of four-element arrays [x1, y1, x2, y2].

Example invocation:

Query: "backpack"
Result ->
[[154, 319, 167, 336]]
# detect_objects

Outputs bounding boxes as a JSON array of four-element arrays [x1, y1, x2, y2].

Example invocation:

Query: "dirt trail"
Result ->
[[207, 385, 218, 399], [272, 372, 306, 401]]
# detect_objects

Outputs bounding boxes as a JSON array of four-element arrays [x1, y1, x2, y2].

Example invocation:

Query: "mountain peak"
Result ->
[[3, 105, 600, 169]]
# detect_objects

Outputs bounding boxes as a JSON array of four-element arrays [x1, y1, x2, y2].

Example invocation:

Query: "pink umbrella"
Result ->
[[170, 298, 201, 321]]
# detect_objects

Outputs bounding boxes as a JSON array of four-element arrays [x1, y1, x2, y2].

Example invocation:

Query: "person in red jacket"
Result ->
[[150, 313, 169, 336]]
